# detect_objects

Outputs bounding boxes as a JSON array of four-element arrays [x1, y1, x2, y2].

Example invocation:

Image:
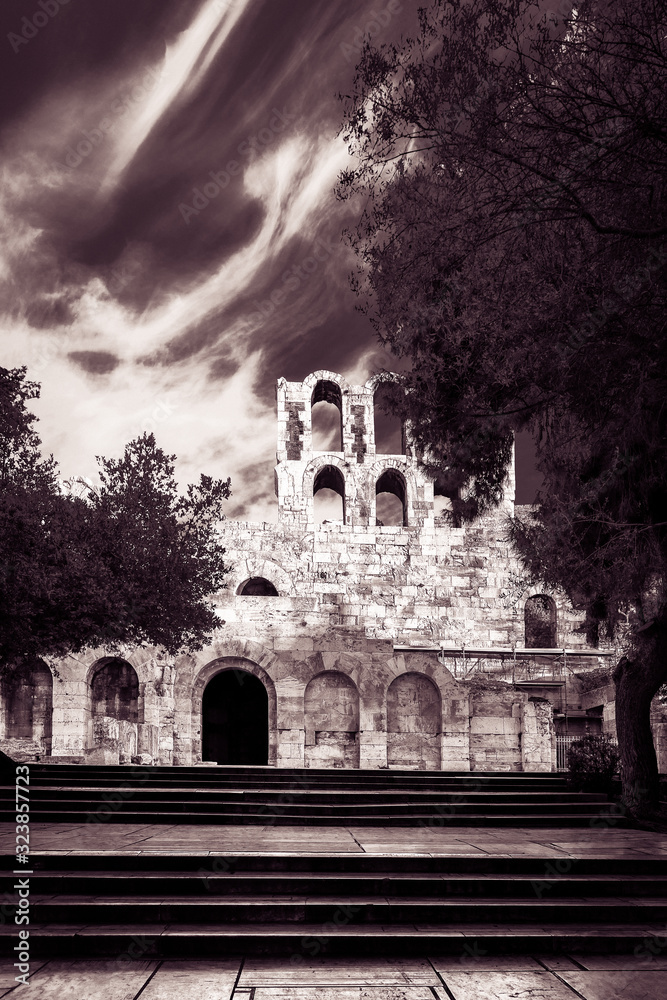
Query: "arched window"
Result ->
[[314, 464, 345, 524], [373, 381, 403, 455], [524, 595, 557, 648], [311, 380, 343, 451], [91, 658, 139, 723], [2, 658, 52, 747], [238, 578, 279, 596], [376, 468, 406, 526]]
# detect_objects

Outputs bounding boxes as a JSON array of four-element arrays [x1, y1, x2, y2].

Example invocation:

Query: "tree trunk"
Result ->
[[613, 635, 667, 817]]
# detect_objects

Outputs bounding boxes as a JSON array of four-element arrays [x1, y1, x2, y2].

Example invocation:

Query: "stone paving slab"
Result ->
[[438, 971, 578, 998], [559, 971, 667, 999], [2, 823, 667, 857], [240, 958, 439, 986], [4, 958, 667, 999]]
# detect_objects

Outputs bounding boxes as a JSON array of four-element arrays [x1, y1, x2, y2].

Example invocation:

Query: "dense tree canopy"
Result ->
[[0, 367, 231, 667], [339, 0, 667, 814]]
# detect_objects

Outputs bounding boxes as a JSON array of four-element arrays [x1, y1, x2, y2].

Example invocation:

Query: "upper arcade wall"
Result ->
[[274, 370, 516, 530]]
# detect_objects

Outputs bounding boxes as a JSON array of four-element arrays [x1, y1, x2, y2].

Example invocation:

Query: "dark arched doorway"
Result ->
[[202, 669, 269, 765]]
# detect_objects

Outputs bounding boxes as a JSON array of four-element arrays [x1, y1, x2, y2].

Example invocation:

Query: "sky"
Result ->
[[0, 0, 541, 521]]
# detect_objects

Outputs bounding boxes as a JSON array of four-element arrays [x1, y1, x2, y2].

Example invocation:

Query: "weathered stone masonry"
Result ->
[[1, 370, 627, 771]]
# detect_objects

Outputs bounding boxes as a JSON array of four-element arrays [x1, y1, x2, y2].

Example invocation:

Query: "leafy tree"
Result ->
[[339, 0, 667, 815], [0, 367, 231, 674]]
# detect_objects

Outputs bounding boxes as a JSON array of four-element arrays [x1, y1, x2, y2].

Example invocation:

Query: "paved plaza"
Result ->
[[2, 821, 666, 858], [1, 954, 666, 998], [2, 822, 667, 997]]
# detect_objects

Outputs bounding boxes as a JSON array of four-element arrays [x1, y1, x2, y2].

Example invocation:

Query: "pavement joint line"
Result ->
[[231, 956, 245, 996], [428, 958, 456, 999], [131, 959, 162, 1000], [550, 969, 591, 999]]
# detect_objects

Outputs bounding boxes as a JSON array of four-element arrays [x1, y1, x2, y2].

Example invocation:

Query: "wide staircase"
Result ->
[[2, 762, 666, 958], [0, 761, 629, 825]]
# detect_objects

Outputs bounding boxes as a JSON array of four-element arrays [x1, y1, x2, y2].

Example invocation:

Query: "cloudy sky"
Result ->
[[0, 0, 539, 520]]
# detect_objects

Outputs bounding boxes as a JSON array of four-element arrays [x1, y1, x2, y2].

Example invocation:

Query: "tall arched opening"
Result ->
[[376, 468, 407, 526], [311, 379, 343, 451], [202, 668, 269, 765], [387, 672, 442, 770], [313, 464, 346, 524], [373, 381, 403, 454], [524, 595, 557, 648]]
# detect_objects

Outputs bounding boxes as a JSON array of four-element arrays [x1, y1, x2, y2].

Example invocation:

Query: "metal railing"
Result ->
[[556, 734, 617, 771]]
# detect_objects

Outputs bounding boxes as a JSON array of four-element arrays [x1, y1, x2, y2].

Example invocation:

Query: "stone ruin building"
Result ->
[[2, 369, 666, 771]]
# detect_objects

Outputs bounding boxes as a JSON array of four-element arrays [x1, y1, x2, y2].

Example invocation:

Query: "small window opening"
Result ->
[[238, 578, 279, 596]]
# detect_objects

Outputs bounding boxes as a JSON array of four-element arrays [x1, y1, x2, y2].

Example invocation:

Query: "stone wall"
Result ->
[[0, 369, 613, 771]]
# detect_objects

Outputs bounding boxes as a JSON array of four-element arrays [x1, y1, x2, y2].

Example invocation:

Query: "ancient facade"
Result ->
[[1, 370, 644, 772]]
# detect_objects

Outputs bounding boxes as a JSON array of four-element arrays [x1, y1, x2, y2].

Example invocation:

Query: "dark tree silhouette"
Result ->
[[339, 0, 667, 815], [0, 367, 232, 674]]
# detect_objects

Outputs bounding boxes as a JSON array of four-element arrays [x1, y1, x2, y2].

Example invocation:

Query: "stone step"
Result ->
[[22, 893, 667, 930], [2, 794, 609, 812], [1, 787, 607, 803], [22, 765, 573, 787], [4, 808, 626, 826], [1, 921, 662, 957], [13, 855, 667, 874], [23, 872, 667, 897], [19, 775, 574, 789], [32, 763, 570, 778]]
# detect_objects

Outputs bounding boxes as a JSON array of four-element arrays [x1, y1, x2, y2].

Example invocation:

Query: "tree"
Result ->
[[0, 367, 232, 673], [338, 0, 667, 815]]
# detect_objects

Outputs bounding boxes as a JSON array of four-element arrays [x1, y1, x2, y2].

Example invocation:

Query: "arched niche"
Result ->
[[304, 671, 359, 768], [90, 657, 140, 763], [311, 379, 343, 451], [524, 595, 557, 648], [202, 667, 269, 765], [314, 464, 345, 524], [91, 658, 139, 722], [376, 468, 407, 526], [387, 672, 442, 770], [237, 577, 279, 596], [1, 658, 52, 752]]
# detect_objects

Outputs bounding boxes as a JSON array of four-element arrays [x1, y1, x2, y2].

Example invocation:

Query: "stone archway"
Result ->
[[192, 655, 278, 765], [202, 667, 269, 765]]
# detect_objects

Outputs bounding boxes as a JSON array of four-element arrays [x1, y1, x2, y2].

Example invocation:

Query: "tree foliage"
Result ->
[[339, 0, 667, 813], [0, 367, 231, 666]]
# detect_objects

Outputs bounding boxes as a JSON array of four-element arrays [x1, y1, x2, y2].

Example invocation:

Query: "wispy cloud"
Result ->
[[0, 0, 419, 518]]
